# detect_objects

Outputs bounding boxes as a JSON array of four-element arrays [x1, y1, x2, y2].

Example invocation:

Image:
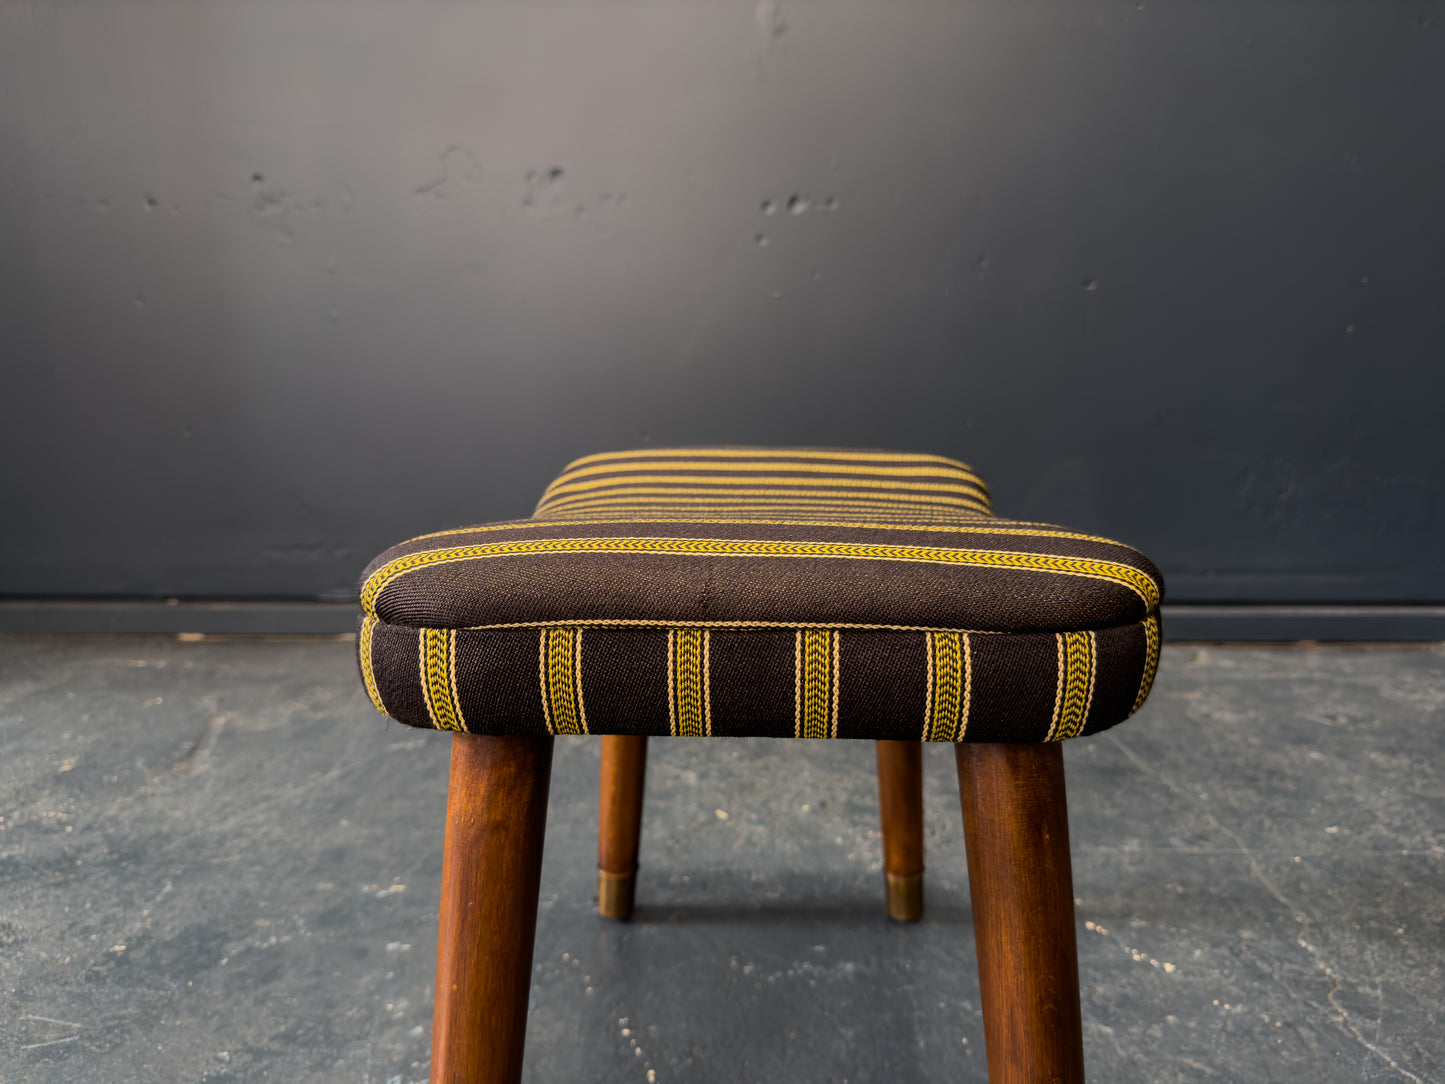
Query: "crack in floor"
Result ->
[[1106, 734, 1433, 1084]]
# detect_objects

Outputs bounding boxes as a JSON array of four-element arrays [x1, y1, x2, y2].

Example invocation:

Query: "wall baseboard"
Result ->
[[1160, 604, 1445, 642], [1, 599, 1443, 641], [0, 600, 360, 636]]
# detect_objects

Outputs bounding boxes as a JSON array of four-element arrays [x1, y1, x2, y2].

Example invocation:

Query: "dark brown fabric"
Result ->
[[359, 616, 1161, 742], [835, 632, 929, 740], [963, 631, 1066, 743], [361, 518, 1162, 635], [707, 629, 798, 738], [451, 629, 550, 736], [577, 629, 671, 737]]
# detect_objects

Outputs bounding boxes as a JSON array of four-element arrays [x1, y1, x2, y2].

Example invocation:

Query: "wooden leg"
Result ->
[[875, 739, 925, 921], [597, 734, 648, 920], [955, 742, 1085, 1084], [431, 733, 554, 1084]]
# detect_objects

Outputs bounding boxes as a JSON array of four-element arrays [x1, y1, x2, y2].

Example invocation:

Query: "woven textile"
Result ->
[[358, 447, 1164, 741], [534, 447, 992, 520]]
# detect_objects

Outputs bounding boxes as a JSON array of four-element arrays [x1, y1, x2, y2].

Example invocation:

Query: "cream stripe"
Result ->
[[666, 630, 677, 737], [793, 631, 803, 739], [419, 629, 434, 728], [359, 616, 386, 714], [1047, 633, 1066, 742], [831, 631, 840, 739], [448, 630, 468, 733], [562, 447, 979, 470], [703, 630, 713, 737], [1130, 613, 1161, 716], [959, 633, 972, 741], [538, 629, 554, 735], [922, 633, 935, 741], [574, 628, 588, 735]]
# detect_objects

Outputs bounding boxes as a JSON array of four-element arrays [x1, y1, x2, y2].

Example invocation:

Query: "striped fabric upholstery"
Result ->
[[534, 447, 992, 521], [358, 447, 1164, 742]]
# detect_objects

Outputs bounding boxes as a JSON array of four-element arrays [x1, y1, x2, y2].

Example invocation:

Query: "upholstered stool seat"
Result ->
[[359, 448, 1161, 743], [357, 447, 1164, 1084]]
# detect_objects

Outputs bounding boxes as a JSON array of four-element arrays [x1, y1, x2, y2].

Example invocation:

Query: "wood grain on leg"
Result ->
[[876, 739, 925, 921], [598, 734, 648, 919], [956, 742, 1084, 1084], [431, 733, 554, 1084]]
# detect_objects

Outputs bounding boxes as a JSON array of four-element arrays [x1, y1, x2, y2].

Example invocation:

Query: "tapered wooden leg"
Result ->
[[956, 742, 1084, 1084], [597, 735, 648, 920], [431, 733, 554, 1084], [876, 740, 925, 921]]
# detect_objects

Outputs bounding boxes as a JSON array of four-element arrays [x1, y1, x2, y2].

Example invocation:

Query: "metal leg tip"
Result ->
[[885, 872, 924, 922], [597, 869, 637, 920]]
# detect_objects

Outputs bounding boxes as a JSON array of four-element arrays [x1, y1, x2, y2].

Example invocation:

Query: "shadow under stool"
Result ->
[[356, 447, 1164, 1084]]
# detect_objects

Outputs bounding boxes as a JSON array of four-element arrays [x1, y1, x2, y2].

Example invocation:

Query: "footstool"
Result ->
[[357, 447, 1163, 1083]]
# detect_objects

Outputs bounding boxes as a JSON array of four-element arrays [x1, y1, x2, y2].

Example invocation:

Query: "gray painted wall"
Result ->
[[3, 1, 1442, 605]]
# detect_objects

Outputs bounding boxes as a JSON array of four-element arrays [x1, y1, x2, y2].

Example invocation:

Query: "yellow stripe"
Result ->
[[562, 447, 980, 471], [363, 537, 1159, 615], [1052, 631, 1094, 741], [1130, 612, 1161, 716], [541, 473, 990, 502], [794, 632, 802, 736], [671, 628, 707, 737], [420, 628, 467, 732], [545, 457, 988, 489], [798, 629, 833, 739], [359, 615, 386, 714], [925, 631, 968, 742], [544, 627, 586, 735]]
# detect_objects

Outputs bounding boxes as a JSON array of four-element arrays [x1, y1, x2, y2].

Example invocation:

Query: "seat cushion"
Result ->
[[358, 447, 1163, 742], [533, 446, 994, 520]]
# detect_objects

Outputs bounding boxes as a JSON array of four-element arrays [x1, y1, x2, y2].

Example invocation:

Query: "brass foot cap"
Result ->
[[597, 869, 637, 920], [885, 871, 924, 922]]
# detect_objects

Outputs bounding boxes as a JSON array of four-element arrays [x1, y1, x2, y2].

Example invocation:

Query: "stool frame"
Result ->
[[429, 732, 1085, 1084]]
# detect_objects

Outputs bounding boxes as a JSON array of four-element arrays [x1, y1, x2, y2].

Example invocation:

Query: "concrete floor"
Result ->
[[0, 637, 1442, 1083]]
